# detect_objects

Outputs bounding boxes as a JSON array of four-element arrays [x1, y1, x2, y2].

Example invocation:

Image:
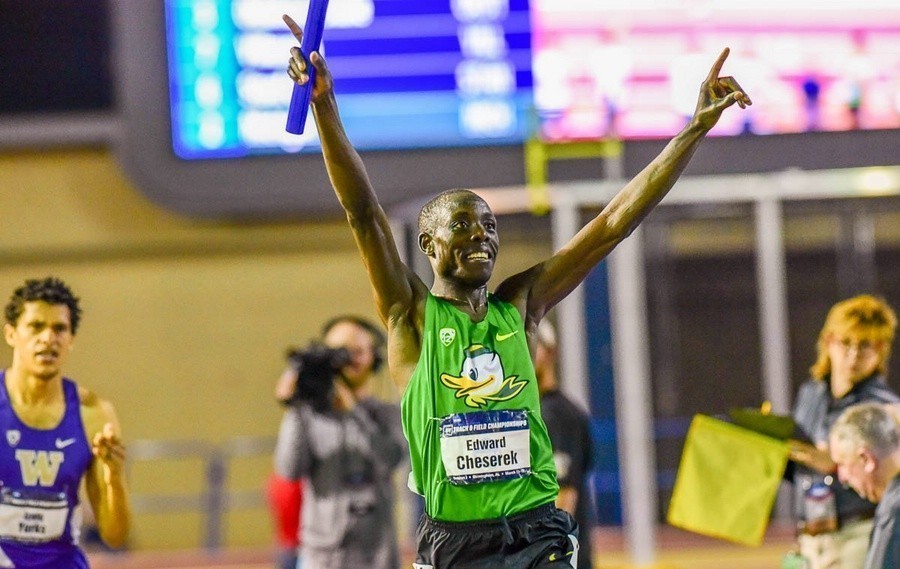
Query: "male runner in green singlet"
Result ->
[[283, 13, 751, 568]]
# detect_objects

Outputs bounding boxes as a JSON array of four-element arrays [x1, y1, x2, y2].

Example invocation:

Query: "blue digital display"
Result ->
[[165, 0, 533, 160]]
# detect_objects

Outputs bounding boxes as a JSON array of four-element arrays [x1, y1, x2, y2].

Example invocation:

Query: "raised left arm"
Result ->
[[526, 48, 751, 316]]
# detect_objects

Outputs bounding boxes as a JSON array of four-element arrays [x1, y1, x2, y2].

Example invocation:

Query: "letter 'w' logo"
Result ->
[[15, 450, 64, 487]]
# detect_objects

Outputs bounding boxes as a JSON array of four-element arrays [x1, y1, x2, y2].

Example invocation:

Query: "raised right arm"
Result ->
[[284, 15, 423, 327]]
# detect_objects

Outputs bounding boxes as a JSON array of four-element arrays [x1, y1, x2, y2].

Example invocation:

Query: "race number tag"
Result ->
[[0, 488, 69, 543], [439, 409, 531, 485]]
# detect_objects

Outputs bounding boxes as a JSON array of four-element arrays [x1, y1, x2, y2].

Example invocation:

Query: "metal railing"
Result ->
[[127, 435, 277, 550]]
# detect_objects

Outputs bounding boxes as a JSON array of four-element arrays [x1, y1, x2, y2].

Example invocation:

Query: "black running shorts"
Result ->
[[413, 502, 580, 569]]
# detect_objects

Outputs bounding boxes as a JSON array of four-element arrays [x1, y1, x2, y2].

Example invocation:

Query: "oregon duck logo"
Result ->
[[440, 344, 527, 408]]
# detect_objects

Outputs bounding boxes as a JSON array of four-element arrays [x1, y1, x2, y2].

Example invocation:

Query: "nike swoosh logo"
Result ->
[[549, 551, 574, 562], [55, 438, 77, 449], [496, 330, 518, 341]]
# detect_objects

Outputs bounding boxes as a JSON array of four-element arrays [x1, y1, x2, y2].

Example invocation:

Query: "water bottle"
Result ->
[[802, 479, 838, 535]]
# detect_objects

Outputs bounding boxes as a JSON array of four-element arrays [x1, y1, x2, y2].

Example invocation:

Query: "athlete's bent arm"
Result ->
[[82, 394, 131, 548]]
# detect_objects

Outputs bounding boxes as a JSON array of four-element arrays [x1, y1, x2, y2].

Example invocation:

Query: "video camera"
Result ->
[[284, 342, 351, 408]]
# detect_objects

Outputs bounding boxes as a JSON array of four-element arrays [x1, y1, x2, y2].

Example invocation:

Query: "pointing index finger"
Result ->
[[282, 14, 304, 43], [706, 47, 730, 82]]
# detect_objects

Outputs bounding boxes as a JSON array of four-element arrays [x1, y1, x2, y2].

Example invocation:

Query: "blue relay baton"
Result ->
[[285, 0, 330, 135]]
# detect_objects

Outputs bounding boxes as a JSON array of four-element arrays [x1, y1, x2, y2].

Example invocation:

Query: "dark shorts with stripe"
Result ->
[[414, 502, 580, 569]]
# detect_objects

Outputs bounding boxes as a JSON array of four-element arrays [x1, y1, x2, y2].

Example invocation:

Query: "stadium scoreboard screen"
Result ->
[[165, 0, 900, 161], [165, 0, 533, 159]]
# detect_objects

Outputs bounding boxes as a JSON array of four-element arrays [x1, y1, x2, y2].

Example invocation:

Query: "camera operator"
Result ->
[[274, 315, 406, 569]]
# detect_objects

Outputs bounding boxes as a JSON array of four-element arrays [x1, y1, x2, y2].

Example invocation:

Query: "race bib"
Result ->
[[0, 488, 69, 543], [439, 409, 531, 485]]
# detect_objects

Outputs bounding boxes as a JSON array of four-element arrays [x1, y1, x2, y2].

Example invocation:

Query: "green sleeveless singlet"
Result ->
[[400, 293, 559, 522]]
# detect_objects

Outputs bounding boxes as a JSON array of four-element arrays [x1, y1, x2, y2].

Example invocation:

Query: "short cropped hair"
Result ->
[[4, 277, 82, 334], [831, 402, 900, 460], [417, 188, 485, 235], [810, 295, 897, 380]]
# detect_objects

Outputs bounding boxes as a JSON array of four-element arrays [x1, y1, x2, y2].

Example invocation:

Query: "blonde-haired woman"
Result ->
[[789, 295, 899, 569]]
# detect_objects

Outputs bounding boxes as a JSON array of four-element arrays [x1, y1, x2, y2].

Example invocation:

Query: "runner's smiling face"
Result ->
[[425, 195, 499, 287]]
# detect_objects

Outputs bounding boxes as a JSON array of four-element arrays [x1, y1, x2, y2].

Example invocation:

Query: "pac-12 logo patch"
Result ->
[[5, 430, 20, 447], [439, 328, 456, 346]]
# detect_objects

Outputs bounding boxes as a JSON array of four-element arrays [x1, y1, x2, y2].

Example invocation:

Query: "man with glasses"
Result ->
[[788, 295, 899, 569]]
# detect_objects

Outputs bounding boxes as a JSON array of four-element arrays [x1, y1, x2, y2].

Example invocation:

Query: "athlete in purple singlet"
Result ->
[[0, 278, 130, 568]]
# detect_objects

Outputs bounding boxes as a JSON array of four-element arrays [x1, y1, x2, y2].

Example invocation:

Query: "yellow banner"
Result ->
[[667, 414, 789, 546]]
